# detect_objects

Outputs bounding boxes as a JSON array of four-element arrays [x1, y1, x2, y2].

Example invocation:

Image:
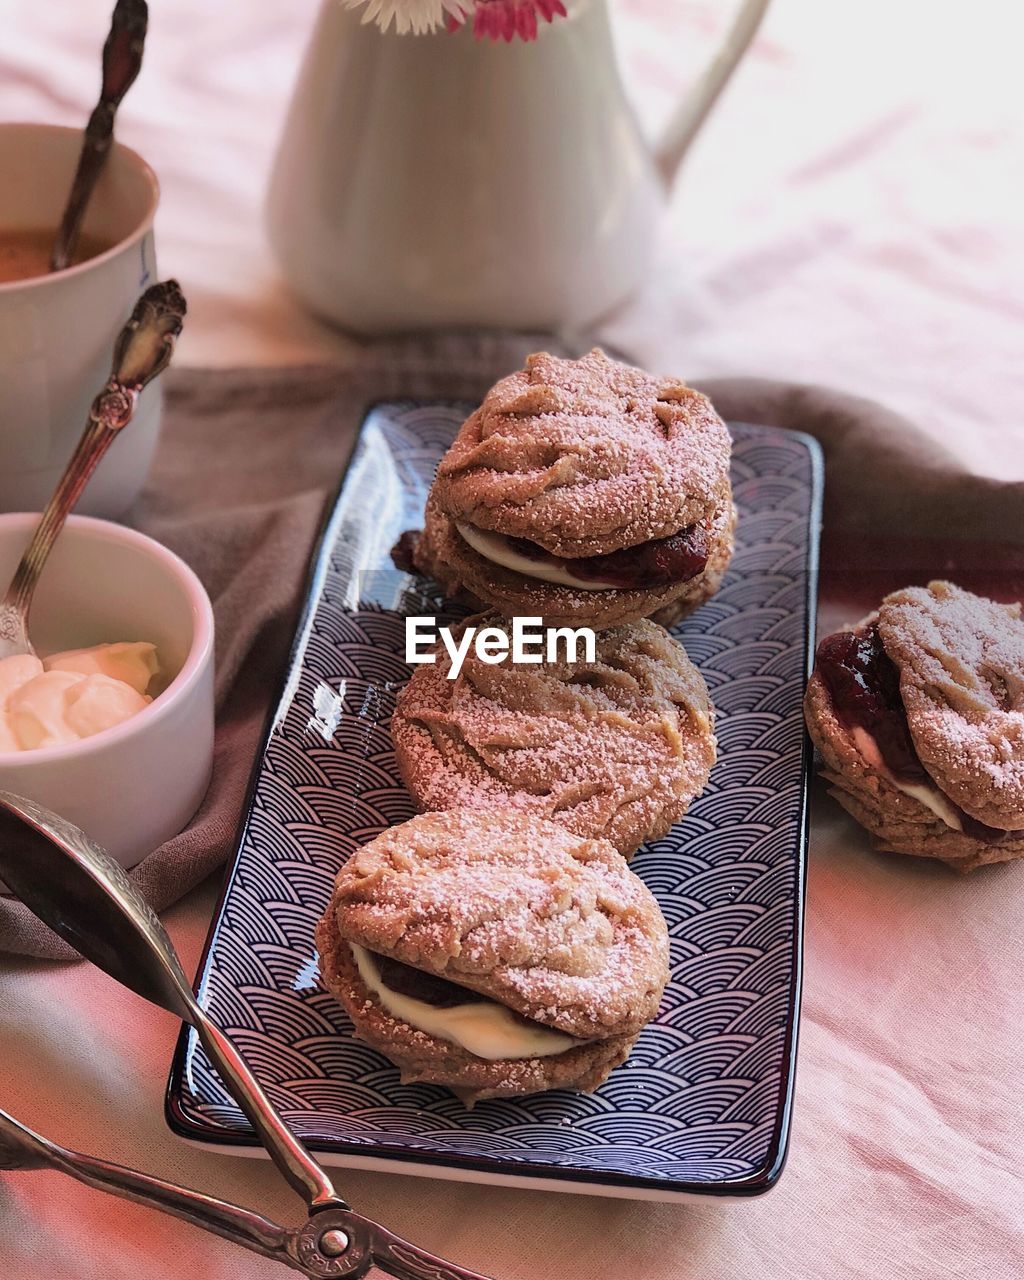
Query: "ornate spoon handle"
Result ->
[[0, 280, 185, 657], [0, 1107, 296, 1268], [360, 1216, 497, 1280], [0, 793, 499, 1280], [0, 789, 342, 1216], [50, 0, 148, 272]]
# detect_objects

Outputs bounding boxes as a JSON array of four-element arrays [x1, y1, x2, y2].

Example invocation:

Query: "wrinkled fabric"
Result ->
[[2, 1, 1024, 1278], [0, 359, 1021, 1280]]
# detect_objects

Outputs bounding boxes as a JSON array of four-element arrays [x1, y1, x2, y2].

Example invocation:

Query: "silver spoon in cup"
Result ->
[[0, 279, 185, 661], [50, 0, 149, 273]]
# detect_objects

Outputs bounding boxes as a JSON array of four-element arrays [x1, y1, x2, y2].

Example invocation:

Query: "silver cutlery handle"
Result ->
[[0, 1107, 298, 1269], [0, 791, 342, 1218], [190, 1009, 344, 1213], [50, 0, 148, 272], [362, 1216, 497, 1280], [1, 280, 185, 622]]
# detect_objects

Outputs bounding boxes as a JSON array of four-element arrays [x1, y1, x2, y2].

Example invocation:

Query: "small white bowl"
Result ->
[[0, 514, 214, 868]]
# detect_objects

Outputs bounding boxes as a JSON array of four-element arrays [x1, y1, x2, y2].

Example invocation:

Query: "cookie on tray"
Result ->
[[315, 809, 670, 1104], [392, 614, 716, 858], [397, 348, 735, 628], [804, 580, 1024, 872]]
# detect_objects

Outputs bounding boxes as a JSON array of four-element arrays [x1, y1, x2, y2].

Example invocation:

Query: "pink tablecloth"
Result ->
[[2, 3, 1023, 1278]]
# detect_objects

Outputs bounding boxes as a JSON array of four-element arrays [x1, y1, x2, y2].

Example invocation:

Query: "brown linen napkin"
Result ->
[[698, 377, 1024, 607], [1, 340, 1020, 959]]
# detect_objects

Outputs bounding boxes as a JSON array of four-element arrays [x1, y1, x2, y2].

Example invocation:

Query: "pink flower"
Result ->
[[342, 0, 568, 41], [449, 0, 569, 43]]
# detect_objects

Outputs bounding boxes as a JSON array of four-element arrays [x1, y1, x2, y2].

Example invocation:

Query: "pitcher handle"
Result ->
[[654, 0, 771, 187]]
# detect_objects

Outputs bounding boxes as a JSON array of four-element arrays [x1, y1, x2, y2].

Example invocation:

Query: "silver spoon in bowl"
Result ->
[[0, 279, 185, 661], [0, 792, 496, 1280]]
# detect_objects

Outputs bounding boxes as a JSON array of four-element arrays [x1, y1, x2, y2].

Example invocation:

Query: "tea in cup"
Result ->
[[0, 122, 161, 516]]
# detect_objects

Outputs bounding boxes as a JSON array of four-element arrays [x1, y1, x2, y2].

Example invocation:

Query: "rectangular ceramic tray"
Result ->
[[167, 401, 822, 1202]]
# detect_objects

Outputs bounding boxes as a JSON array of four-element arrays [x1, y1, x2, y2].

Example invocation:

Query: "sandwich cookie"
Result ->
[[805, 581, 1024, 871], [397, 348, 735, 628], [316, 809, 670, 1103], [392, 614, 716, 857]]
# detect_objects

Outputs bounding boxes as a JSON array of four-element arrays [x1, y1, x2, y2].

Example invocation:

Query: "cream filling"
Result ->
[[351, 944, 579, 1061], [851, 726, 964, 832], [456, 523, 620, 591]]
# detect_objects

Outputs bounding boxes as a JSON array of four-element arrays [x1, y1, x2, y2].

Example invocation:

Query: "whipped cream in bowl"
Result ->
[[0, 642, 159, 753], [0, 514, 215, 868]]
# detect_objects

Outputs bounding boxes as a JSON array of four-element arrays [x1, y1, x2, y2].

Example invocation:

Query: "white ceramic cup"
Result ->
[[0, 123, 161, 517], [0, 514, 215, 869]]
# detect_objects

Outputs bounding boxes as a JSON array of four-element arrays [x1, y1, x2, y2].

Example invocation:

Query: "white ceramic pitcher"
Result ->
[[266, 0, 769, 335]]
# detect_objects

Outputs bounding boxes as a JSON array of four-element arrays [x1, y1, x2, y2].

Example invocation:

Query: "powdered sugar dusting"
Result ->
[[393, 615, 716, 857], [430, 348, 732, 558], [326, 808, 669, 1041], [878, 580, 1024, 829]]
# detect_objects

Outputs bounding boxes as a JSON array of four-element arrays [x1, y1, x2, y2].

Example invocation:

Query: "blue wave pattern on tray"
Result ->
[[170, 403, 818, 1191]]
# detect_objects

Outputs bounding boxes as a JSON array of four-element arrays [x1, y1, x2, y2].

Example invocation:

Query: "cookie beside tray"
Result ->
[[805, 580, 1024, 872]]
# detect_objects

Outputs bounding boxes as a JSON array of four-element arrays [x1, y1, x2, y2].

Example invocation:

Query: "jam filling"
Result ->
[[374, 953, 489, 1009], [370, 952, 559, 1033], [816, 625, 1005, 844], [391, 529, 420, 575], [505, 522, 710, 589]]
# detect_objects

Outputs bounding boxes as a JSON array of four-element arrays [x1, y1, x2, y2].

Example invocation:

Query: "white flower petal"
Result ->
[[342, 0, 468, 36]]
